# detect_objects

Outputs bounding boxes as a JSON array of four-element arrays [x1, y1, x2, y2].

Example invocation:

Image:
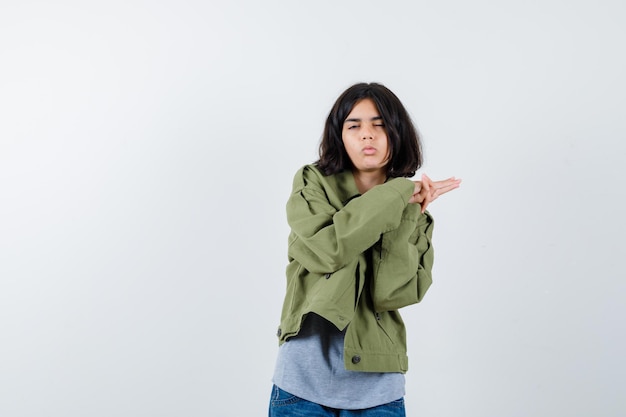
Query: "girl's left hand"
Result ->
[[409, 174, 461, 213]]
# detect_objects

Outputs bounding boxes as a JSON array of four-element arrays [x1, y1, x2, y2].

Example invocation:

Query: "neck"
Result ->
[[353, 169, 386, 194]]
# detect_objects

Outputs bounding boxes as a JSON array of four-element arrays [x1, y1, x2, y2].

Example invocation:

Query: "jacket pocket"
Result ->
[[374, 310, 406, 348]]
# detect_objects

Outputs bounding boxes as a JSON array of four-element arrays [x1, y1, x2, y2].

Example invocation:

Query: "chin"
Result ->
[[361, 165, 385, 172]]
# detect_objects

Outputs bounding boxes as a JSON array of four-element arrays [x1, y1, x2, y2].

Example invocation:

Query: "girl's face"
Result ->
[[342, 98, 389, 176]]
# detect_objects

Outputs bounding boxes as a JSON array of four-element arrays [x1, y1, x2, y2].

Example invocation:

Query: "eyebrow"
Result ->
[[344, 116, 383, 123]]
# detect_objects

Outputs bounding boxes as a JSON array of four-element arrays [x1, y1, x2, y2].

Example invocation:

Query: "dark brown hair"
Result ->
[[316, 82, 423, 178]]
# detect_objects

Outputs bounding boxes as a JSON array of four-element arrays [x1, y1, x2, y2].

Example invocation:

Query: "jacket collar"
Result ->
[[334, 169, 361, 204]]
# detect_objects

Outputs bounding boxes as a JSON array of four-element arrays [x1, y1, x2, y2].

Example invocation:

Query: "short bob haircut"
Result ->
[[316, 82, 423, 178]]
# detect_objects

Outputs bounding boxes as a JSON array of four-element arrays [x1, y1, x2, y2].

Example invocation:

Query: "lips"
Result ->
[[362, 146, 376, 155]]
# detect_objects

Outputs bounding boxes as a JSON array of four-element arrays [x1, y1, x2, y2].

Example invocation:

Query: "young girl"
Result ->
[[269, 82, 461, 416]]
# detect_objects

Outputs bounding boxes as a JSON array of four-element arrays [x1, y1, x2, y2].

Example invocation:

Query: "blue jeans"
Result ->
[[268, 385, 406, 417]]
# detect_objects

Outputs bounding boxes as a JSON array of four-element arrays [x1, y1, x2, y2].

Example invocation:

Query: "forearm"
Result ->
[[371, 208, 435, 311], [287, 169, 415, 273]]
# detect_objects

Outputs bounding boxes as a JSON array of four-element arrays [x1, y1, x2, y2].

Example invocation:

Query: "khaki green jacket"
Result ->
[[277, 164, 434, 373]]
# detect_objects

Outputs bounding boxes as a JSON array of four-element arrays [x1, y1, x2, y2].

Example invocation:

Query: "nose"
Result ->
[[361, 126, 373, 140]]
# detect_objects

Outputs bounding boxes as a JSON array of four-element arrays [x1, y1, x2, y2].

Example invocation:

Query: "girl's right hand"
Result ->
[[410, 174, 461, 213]]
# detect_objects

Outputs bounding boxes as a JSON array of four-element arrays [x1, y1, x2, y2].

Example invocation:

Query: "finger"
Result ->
[[422, 194, 434, 213], [431, 180, 461, 193], [420, 188, 435, 213], [423, 189, 440, 208], [413, 180, 422, 195], [423, 174, 437, 189], [435, 184, 459, 195], [421, 174, 431, 193], [432, 178, 460, 190]]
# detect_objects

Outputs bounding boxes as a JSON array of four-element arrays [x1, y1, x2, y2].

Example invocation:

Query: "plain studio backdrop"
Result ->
[[1, 1, 624, 416]]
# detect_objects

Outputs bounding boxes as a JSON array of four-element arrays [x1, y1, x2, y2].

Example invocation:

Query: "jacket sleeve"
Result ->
[[371, 203, 435, 312], [286, 166, 415, 274]]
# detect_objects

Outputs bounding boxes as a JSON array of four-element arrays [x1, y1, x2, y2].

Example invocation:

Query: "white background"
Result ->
[[1, 1, 625, 416]]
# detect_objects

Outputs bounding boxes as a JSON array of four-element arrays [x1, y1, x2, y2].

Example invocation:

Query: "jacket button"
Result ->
[[277, 328, 282, 337], [351, 355, 361, 364]]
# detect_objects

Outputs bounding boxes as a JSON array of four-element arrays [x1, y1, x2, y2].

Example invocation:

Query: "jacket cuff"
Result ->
[[384, 177, 414, 205]]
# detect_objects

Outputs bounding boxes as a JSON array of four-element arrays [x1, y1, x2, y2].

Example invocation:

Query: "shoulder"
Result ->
[[290, 165, 359, 206], [300, 164, 324, 179], [291, 164, 329, 190]]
